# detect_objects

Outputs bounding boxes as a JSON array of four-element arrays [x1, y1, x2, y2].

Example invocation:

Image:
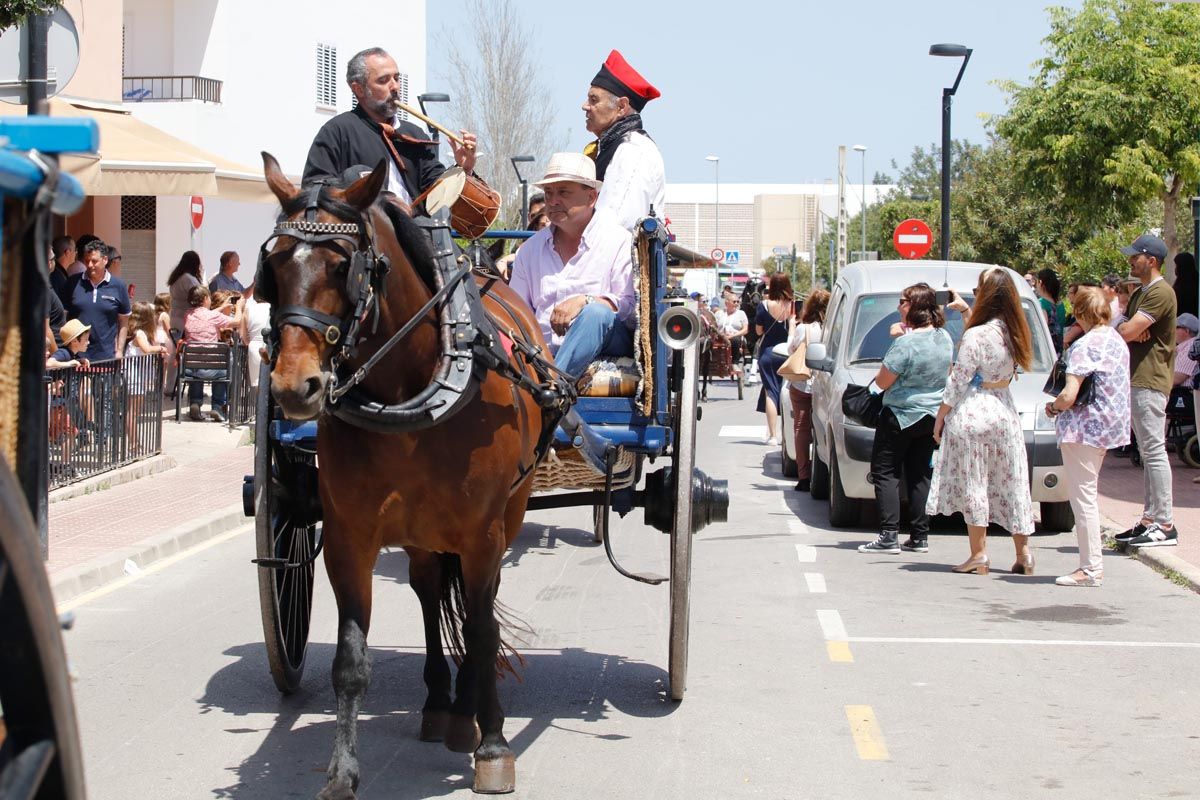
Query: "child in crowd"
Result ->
[[123, 302, 168, 452], [154, 292, 178, 394]]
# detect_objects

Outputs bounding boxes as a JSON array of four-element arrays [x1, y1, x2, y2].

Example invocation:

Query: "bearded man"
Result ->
[[303, 47, 478, 204]]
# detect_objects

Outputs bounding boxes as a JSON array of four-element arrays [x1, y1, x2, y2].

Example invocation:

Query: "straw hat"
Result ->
[[534, 153, 602, 190], [59, 319, 91, 345]]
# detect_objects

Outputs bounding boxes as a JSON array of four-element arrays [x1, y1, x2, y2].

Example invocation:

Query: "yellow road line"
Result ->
[[845, 705, 889, 761], [826, 641, 854, 662], [57, 524, 252, 613]]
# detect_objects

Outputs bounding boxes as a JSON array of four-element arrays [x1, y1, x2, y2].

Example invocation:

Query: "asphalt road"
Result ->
[[62, 378, 1200, 799]]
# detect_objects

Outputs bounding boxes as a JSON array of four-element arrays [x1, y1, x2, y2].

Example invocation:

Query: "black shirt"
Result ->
[[46, 287, 66, 345], [302, 106, 446, 198]]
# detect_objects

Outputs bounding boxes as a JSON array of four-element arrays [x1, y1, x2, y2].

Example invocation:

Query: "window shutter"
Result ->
[[316, 43, 337, 108]]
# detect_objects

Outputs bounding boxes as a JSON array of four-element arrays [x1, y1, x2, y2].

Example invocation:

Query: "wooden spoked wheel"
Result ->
[[0, 460, 85, 800], [667, 341, 700, 702], [255, 361, 320, 694]]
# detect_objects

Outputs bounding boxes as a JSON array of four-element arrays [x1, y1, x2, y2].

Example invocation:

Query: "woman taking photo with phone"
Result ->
[[927, 268, 1036, 575]]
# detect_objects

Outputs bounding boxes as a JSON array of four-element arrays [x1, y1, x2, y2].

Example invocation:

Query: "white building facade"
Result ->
[[116, 0, 429, 292], [665, 182, 893, 270]]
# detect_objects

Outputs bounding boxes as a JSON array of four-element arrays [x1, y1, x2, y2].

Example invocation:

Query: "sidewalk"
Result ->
[[1097, 454, 1200, 589], [47, 414, 253, 604]]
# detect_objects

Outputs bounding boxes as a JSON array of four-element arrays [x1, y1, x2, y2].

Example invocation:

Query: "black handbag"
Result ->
[[1043, 351, 1095, 407], [843, 382, 884, 428]]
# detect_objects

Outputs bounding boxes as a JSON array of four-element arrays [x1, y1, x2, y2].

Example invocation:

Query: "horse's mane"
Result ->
[[282, 184, 438, 292]]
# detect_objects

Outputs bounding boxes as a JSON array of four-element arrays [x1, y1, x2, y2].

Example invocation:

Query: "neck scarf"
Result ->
[[379, 121, 408, 174], [588, 113, 646, 181]]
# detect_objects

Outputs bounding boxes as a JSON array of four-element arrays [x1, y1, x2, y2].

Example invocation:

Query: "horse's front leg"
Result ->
[[406, 548, 453, 741], [318, 529, 376, 800], [460, 530, 515, 794]]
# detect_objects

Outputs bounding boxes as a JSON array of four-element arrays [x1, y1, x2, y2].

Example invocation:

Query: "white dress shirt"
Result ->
[[508, 207, 635, 351], [595, 131, 666, 232]]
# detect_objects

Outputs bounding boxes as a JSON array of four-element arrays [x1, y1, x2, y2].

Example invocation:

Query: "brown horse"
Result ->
[[260, 153, 549, 797]]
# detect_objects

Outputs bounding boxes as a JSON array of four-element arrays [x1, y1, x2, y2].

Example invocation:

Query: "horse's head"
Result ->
[[258, 152, 387, 420]]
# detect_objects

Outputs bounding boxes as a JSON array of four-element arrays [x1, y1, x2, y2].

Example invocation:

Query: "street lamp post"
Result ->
[[929, 43, 972, 261], [706, 154, 720, 294], [852, 144, 867, 260], [510, 155, 535, 229]]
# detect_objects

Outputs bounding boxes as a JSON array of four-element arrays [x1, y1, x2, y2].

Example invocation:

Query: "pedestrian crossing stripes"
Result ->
[[717, 425, 767, 438], [804, 573, 827, 593], [795, 544, 817, 563]]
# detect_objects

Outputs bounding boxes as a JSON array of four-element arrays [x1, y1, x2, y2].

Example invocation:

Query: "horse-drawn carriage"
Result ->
[[244, 151, 729, 794], [0, 117, 95, 800]]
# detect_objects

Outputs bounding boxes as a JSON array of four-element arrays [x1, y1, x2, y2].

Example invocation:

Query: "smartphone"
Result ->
[[794, 299, 803, 315], [935, 289, 951, 305]]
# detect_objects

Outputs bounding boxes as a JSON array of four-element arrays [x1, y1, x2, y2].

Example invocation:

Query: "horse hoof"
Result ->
[[444, 714, 482, 753], [316, 777, 356, 800], [473, 753, 516, 794], [420, 709, 450, 742]]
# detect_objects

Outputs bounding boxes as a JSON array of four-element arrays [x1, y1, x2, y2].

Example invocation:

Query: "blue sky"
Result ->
[[426, 0, 1083, 184]]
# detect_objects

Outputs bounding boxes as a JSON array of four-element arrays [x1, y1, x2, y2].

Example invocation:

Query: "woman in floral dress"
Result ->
[[927, 268, 1036, 575]]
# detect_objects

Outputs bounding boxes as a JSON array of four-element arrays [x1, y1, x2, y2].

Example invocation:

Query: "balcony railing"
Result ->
[[122, 75, 223, 104]]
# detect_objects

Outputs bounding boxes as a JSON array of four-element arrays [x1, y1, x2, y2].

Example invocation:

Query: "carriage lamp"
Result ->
[[416, 93, 450, 138], [658, 306, 701, 350]]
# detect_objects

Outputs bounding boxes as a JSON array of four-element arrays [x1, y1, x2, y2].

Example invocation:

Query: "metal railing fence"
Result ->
[[121, 75, 223, 103], [46, 354, 164, 489]]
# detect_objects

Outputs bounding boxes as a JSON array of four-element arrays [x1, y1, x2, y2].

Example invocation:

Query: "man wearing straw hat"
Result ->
[[508, 153, 635, 380], [582, 50, 666, 231], [303, 47, 479, 205]]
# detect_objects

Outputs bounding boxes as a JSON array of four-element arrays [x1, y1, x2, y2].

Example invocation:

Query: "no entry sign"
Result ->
[[893, 219, 933, 259], [190, 196, 204, 230]]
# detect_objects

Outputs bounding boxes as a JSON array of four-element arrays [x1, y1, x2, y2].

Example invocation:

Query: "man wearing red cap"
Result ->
[[582, 50, 666, 231]]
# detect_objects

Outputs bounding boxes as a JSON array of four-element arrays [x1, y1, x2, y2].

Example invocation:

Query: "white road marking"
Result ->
[[847, 636, 1200, 649], [795, 544, 817, 563], [817, 609, 848, 640], [804, 573, 827, 593], [718, 425, 767, 438], [787, 519, 807, 535]]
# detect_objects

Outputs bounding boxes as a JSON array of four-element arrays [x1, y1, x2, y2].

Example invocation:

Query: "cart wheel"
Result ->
[[0, 460, 86, 800], [736, 372, 744, 401], [592, 503, 604, 544], [1181, 435, 1200, 469], [668, 341, 700, 702], [256, 360, 320, 694]]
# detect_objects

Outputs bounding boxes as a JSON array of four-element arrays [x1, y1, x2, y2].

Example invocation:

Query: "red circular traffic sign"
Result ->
[[190, 196, 205, 230], [893, 218, 933, 259], [710, 248, 725, 262]]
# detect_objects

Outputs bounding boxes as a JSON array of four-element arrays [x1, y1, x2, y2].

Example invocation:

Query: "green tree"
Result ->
[[0, 1, 60, 31], [997, 0, 1200, 271]]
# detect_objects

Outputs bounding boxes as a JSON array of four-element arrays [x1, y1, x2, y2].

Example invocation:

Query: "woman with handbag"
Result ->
[[785, 289, 830, 491], [1045, 287, 1129, 586], [755, 272, 794, 446], [857, 284, 953, 554], [927, 268, 1036, 575]]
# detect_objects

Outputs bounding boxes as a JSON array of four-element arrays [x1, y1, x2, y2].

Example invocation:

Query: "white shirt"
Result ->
[[719, 308, 748, 337], [509, 208, 635, 351], [595, 131, 666, 232]]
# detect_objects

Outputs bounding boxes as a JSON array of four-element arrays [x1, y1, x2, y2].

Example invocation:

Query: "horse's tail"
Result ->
[[438, 553, 529, 680]]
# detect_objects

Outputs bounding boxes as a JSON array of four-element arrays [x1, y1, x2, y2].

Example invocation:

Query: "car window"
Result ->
[[826, 291, 847, 361], [845, 293, 1054, 372]]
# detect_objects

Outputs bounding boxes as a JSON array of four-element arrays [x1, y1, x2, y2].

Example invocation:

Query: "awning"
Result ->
[[17, 99, 281, 203]]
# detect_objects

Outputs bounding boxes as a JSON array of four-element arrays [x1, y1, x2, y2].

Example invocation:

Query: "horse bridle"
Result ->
[[255, 185, 390, 367]]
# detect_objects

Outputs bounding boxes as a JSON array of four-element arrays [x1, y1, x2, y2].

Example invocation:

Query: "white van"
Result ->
[[789, 260, 1073, 531]]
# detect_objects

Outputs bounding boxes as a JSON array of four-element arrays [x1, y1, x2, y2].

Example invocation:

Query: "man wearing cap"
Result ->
[[508, 152, 635, 380], [1115, 234, 1180, 548], [583, 50, 666, 232], [303, 47, 478, 205], [1173, 312, 1199, 387]]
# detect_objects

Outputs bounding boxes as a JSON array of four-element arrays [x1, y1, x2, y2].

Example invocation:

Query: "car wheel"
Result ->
[[780, 437, 797, 478], [1039, 501, 1075, 533], [810, 449, 830, 500], [828, 450, 857, 528]]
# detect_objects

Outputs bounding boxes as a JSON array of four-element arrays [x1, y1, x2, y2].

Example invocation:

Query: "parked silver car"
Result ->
[[799, 260, 1073, 531]]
